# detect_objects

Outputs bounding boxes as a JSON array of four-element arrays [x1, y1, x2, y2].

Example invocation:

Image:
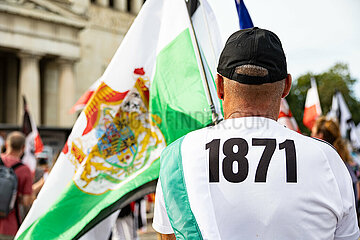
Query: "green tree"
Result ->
[[287, 63, 360, 134]]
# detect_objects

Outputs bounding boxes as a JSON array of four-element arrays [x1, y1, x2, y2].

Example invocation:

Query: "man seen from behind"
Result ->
[[152, 27, 360, 239], [0, 132, 32, 240]]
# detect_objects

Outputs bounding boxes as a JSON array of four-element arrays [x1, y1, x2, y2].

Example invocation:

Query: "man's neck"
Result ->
[[5, 150, 22, 159], [225, 111, 277, 121]]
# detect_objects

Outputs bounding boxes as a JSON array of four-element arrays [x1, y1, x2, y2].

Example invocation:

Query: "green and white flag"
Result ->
[[16, 0, 237, 239]]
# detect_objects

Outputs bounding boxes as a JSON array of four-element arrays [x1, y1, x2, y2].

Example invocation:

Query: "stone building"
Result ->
[[0, 0, 142, 153]]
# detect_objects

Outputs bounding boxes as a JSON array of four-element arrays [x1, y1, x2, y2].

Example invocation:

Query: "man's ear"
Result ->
[[215, 74, 224, 100], [282, 74, 292, 98]]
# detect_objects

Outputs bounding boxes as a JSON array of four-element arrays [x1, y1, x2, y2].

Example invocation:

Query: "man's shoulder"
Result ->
[[15, 163, 32, 176], [1, 155, 32, 180], [298, 135, 349, 181], [1, 154, 23, 168], [276, 126, 338, 153], [299, 135, 340, 158], [161, 127, 208, 162]]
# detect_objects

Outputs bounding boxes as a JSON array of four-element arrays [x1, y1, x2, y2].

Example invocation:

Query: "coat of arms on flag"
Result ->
[[62, 68, 165, 194]]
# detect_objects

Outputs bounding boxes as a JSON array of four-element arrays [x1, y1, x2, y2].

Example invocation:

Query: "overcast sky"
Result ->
[[242, 0, 360, 99]]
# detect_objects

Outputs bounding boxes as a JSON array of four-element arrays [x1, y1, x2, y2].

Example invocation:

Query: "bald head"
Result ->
[[6, 131, 26, 153], [215, 65, 292, 120]]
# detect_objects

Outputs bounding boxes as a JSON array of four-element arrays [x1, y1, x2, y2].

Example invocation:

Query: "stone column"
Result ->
[[6, 55, 19, 124], [96, 0, 109, 7], [18, 52, 41, 125], [114, 0, 127, 11], [43, 61, 59, 126], [130, 0, 143, 14], [58, 58, 76, 127]]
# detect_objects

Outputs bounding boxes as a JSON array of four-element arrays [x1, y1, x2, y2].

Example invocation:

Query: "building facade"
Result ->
[[0, 0, 141, 154]]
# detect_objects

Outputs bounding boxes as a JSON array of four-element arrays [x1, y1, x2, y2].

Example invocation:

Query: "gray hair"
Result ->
[[235, 64, 269, 77]]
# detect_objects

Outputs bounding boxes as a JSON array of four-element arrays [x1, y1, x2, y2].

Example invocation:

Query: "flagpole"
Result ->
[[184, 0, 220, 125]]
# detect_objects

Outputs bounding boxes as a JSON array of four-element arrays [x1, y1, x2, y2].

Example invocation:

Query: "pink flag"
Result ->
[[303, 78, 322, 130], [278, 98, 300, 133]]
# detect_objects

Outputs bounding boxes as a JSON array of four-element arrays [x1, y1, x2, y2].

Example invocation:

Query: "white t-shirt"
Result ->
[[153, 117, 360, 240]]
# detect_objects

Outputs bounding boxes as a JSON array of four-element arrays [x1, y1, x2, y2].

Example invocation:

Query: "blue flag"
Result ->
[[235, 0, 253, 29]]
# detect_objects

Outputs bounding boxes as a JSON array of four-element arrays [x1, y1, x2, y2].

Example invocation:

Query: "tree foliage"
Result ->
[[287, 63, 360, 134]]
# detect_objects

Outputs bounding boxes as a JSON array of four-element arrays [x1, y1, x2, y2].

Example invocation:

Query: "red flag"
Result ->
[[22, 96, 44, 173], [278, 98, 300, 133], [303, 78, 322, 130]]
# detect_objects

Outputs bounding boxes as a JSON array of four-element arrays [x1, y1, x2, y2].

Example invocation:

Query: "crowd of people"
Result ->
[[0, 132, 154, 240]]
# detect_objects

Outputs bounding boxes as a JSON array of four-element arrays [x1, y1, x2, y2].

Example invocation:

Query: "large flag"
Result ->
[[235, 0, 254, 29], [21, 96, 44, 174], [16, 0, 238, 239], [303, 78, 322, 130], [70, 79, 101, 113], [327, 91, 360, 150], [278, 98, 300, 133]]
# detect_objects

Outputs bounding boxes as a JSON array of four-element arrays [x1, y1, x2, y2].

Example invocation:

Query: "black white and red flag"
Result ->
[[327, 91, 360, 150], [21, 96, 44, 174]]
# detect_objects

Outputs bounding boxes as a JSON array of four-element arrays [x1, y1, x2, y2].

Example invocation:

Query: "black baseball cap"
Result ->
[[217, 27, 287, 85]]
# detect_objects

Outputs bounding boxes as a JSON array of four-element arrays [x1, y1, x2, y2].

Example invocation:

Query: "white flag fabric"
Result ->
[[303, 78, 322, 130], [327, 94, 339, 121], [327, 91, 360, 149]]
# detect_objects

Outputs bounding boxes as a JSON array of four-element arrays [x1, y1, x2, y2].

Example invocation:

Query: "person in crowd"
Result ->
[[312, 116, 360, 210], [111, 204, 137, 240], [152, 27, 359, 239], [0, 132, 33, 240], [32, 155, 49, 197]]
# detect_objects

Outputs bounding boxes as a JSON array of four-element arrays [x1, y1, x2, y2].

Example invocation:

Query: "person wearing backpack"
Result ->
[[0, 132, 32, 240]]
